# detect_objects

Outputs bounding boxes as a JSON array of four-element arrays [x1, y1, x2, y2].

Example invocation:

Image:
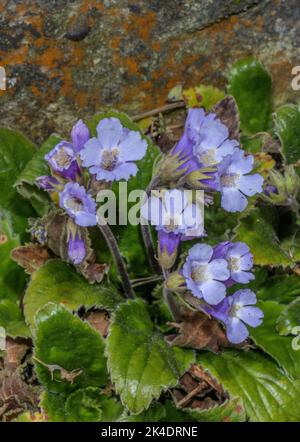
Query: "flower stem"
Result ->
[[140, 178, 162, 274], [98, 219, 134, 299], [163, 286, 182, 322], [132, 101, 186, 122]]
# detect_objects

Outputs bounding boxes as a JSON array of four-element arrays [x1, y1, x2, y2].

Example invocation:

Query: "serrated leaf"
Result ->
[[0, 299, 30, 338], [276, 297, 300, 336], [34, 303, 108, 395], [228, 57, 272, 134], [199, 349, 300, 422], [183, 397, 245, 422], [24, 259, 122, 330], [0, 210, 27, 301], [14, 134, 61, 215], [274, 104, 300, 164], [234, 207, 293, 267], [106, 299, 194, 414], [65, 387, 103, 422], [250, 301, 300, 379], [42, 389, 123, 422], [256, 274, 300, 303], [118, 402, 166, 422], [0, 128, 36, 208]]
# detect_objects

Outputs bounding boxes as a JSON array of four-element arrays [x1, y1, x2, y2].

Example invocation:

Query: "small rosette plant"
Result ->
[[3, 58, 300, 423]]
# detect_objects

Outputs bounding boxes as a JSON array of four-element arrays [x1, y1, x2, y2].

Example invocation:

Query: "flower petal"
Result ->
[[221, 188, 248, 212], [236, 306, 264, 327], [188, 243, 213, 263], [239, 173, 264, 196], [96, 117, 123, 149], [200, 280, 226, 305], [208, 258, 230, 281], [226, 317, 249, 344], [118, 131, 147, 161]]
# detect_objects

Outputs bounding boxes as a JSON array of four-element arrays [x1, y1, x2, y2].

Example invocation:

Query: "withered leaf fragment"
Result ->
[[166, 309, 229, 353], [11, 244, 51, 275], [212, 96, 240, 141]]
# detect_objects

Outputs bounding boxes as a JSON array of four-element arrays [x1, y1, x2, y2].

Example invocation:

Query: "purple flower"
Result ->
[[141, 189, 204, 269], [36, 175, 62, 191], [71, 119, 90, 153], [213, 241, 254, 285], [45, 141, 80, 180], [80, 117, 147, 182], [59, 182, 97, 227], [186, 108, 238, 167], [68, 231, 86, 264], [219, 148, 264, 212], [204, 289, 264, 344], [182, 243, 230, 305]]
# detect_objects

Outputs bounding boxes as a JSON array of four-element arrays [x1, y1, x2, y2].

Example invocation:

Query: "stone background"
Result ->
[[0, 0, 299, 143]]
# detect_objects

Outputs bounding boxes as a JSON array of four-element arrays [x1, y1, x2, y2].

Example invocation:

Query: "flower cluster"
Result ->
[[37, 117, 147, 265], [180, 241, 263, 343], [148, 108, 264, 343], [158, 108, 263, 212]]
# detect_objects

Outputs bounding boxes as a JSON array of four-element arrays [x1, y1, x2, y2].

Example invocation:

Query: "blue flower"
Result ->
[[68, 230, 86, 265], [186, 108, 238, 167], [182, 243, 230, 305], [45, 141, 80, 180], [219, 148, 264, 212], [80, 117, 147, 182], [59, 182, 97, 227], [213, 241, 254, 285], [71, 119, 90, 153], [141, 189, 204, 269], [204, 289, 264, 344]]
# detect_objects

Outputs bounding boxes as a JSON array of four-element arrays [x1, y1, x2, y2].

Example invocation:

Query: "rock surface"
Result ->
[[0, 0, 299, 143]]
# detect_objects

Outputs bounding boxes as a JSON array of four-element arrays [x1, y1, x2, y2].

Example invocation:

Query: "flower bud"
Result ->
[[165, 271, 185, 291]]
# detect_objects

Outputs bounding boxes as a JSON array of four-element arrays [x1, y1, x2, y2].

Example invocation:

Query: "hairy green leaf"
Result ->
[[256, 273, 300, 303], [0, 128, 36, 208], [34, 303, 108, 395], [276, 297, 300, 336], [0, 299, 30, 338], [199, 349, 300, 422], [14, 135, 61, 215], [24, 259, 122, 330], [183, 397, 245, 422], [106, 299, 194, 414], [274, 104, 300, 164], [228, 57, 272, 134]]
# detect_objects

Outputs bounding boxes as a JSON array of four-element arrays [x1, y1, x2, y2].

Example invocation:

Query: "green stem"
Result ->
[[98, 219, 134, 299]]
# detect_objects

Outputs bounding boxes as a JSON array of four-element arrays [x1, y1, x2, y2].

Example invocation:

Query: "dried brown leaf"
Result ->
[[11, 244, 51, 274], [213, 95, 240, 140], [85, 310, 110, 338]]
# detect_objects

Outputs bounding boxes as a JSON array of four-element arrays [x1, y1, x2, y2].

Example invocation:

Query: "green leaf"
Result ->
[[118, 402, 166, 422], [0, 128, 36, 208], [65, 387, 103, 422], [42, 390, 123, 422], [183, 397, 246, 422], [276, 297, 300, 336], [250, 301, 300, 379], [24, 259, 122, 330], [256, 274, 300, 303], [228, 57, 272, 134], [274, 104, 300, 164], [0, 210, 27, 301], [0, 299, 30, 338], [14, 134, 61, 215], [34, 303, 108, 395], [199, 349, 300, 422], [106, 299, 194, 414], [234, 208, 293, 267]]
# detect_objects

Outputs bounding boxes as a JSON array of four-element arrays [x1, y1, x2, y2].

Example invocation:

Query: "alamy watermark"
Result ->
[[0, 326, 6, 351], [0, 66, 6, 90], [291, 66, 300, 91], [96, 184, 204, 233]]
